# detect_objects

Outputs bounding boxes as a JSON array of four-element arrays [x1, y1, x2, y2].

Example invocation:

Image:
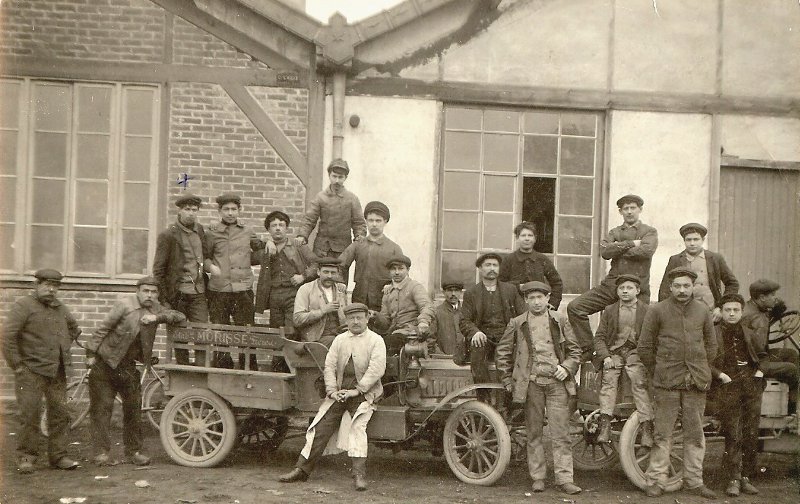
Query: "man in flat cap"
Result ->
[[339, 201, 404, 311], [293, 257, 347, 348], [296, 159, 366, 286], [279, 303, 386, 491], [741, 279, 798, 413], [496, 281, 582, 495], [500, 221, 564, 309], [84, 277, 186, 466], [204, 193, 263, 369], [152, 193, 208, 365], [430, 280, 465, 356], [638, 267, 717, 499], [568, 194, 658, 357], [3, 269, 81, 473], [592, 274, 653, 446], [373, 255, 435, 355], [658, 223, 738, 323], [460, 253, 525, 402]]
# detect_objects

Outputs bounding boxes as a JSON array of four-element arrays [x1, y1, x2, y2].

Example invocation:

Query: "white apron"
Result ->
[[300, 397, 375, 458]]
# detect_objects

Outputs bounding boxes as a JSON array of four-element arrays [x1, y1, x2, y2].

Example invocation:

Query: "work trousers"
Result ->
[[598, 351, 653, 420], [524, 381, 574, 485], [208, 290, 257, 370], [470, 338, 499, 401], [14, 364, 70, 463], [296, 395, 366, 475], [567, 284, 649, 354], [718, 376, 764, 481], [269, 286, 299, 372], [172, 291, 208, 365], [88, 359, 142, 455], [646, 387, 706, 490]]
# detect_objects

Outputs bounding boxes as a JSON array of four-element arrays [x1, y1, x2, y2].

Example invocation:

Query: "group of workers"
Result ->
[[3, 159, 798, 498]]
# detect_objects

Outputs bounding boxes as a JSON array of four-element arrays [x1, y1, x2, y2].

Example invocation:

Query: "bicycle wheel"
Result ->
[[142, 377, 167, 430], [41, 378, 91, 435]]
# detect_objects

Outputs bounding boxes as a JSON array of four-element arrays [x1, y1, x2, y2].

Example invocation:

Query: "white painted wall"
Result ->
[[608, 111, 713, 299], [323, 95, 440, 291], [720, 116, 800, 163]]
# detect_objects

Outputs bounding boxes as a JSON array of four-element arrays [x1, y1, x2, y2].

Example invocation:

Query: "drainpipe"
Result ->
[[331, 71, 346, 159]]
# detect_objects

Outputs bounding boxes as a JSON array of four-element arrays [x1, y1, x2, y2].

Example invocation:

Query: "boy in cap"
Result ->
[[3, 269, 81, 473], [499, 221, 564, 309], [658, 223, 739, 322], [592, 274, 653, 445], [152, 192, 208, 364], [338, 201, 403, 311], [293, 257, 347, 348], [84, 277, 186, 466], [568, 194, 657, 356], [495, 281, 582, 495], [430, 280, 464, 356]]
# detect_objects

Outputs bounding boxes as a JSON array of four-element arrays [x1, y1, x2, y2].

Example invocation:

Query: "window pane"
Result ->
[[557, 256, 591, 294], [0, 81, 20, 129], [72, 227, 106, 273], [444, 131, 480, 171], [33, 84, 70, 131], [32, 179, 66, 224], [483, 175, 514, 212], [76, 134, 110, 179], [442, 212, 479, 250], [124, 184, 150, 227], [29, 226, 64, 271], [523, 135, 557, 174], [484, 110, 519, 133], [522, 177, 556, 253], [443, 171, 479, 210], [482, 213, 514, 250], [124, 136, 152, 181], [78, 86, 112, 133], [445, 107, 481, 131], [0, 224, 14, 269], [0, 185, 15, 221], [483, 134, 517, 173], [557, 216, 592, 255], [75, 181, 108, 226], [441, 251, 477, 288], [561, 137, 595, 176], [523, 112, 559, 134], [125, 89, 154, 135], [0, 131, 17, 175], [561, 113, 596, 137], [122, 229, 149, 274], [559, 178, 594, 216], [33, 132, 68, 177]]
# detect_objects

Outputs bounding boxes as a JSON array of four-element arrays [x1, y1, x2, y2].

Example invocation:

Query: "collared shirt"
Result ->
[[176, 220, 205, 294], [600, 220, 658, 293], [376, 276, 434, 334], [338, 233, 403, 310], [298, 185, 367, 254], [686, 250, 715, 310], [611, 302, 637, 351], [205, 221, 259, 292]]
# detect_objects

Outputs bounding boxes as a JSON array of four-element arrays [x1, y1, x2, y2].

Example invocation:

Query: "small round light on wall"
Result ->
[[349, 115, 360, 128]]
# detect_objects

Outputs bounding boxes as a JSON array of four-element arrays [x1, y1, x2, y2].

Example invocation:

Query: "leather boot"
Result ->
[[597, 414, 613, 444], [279, 467, 308, 483], [351, 457, 367, 491], [640, 420, 654, 448]]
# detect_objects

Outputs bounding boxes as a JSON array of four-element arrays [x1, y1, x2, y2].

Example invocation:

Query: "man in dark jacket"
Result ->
[[2, 269, 81, 473], [460, 253, 525, 402], [152, 193, 207, 364], [430, 280, 464, 356], [638, 267, 717, 499], [711, 293, 765, 497], [592, 274, 653, 446], [84, 277, 186, 466], [499, 221, 563, 309], [658, 223, 738, 322]]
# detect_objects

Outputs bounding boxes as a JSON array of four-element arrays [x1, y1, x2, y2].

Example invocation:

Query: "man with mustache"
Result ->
[[293, 257, 347, 348], [3, 269, 82, 473], [430, 280, 464, 356]]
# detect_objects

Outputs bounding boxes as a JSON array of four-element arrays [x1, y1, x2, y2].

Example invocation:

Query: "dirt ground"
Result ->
[[1, 413, 798, 504]]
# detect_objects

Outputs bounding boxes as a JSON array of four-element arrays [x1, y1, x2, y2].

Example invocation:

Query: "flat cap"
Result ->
[[616, 194, 644, 208], [749, 279, 780, 298], [666, 266, 697, 281], [386, 255, 411, 268], [264, 210, 290, 228], [679, 223, 707, 238], [442, 280, 464, 291], [343, 302, 369, 316], [175, 193, 202, 208], [215, 193, 241, 207], [520, 281, 551, 295], [136, 276, 159, 287], [475, 252, 503, 267], [615, 274, 642, 286], [34, 268, 63, 283], [327, 158, 350, 175], [364, 201, 390, 222], [317, 257, 341, 267], [718, 292, 745, 307]]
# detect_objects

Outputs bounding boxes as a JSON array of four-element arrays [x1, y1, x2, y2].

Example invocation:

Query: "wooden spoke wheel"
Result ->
[[237, 414, 289, 452], [142, 378, 167, 431], [619, 411, 683, 491], [571, 409, 619, 471], [443, 400, 511, 486]]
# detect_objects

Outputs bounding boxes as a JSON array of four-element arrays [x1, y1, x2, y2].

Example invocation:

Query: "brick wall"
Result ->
[[172, 17, 269, 70]]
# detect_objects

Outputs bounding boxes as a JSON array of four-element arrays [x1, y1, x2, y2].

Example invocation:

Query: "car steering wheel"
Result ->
[[768, 310, 800, 344]]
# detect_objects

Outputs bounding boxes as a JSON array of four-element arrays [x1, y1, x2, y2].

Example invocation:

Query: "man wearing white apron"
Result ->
[[279, 302, 386, 491]]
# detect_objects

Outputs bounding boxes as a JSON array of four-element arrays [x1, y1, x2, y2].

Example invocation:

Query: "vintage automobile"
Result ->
[[156, 323, 513, 485]]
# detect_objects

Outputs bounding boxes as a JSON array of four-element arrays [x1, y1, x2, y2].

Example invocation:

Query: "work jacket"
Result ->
[[373, 276, 434, 335], [298, 186, 367, 254], [592, 300, 649, 369], [204, 221, 262, 292], [431, 301, 462, 355], [658, 249, 739, 304], [459, 281, 525, 340], [254, 241, 318, 313], [152, 222, 207, 307], [338, 234, 403, 310], [710, 322, 765, 379], [599, 221, 658, 295], [292, 279, 347, 343]]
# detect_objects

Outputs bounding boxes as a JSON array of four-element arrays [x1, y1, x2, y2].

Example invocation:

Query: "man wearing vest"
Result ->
[[293, 257, 347, 349]]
